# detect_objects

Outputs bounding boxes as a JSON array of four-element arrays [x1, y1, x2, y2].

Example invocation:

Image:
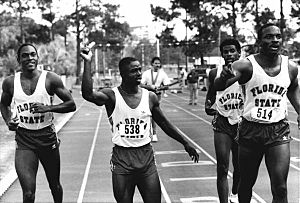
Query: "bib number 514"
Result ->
[[257, 108, 273, 120]]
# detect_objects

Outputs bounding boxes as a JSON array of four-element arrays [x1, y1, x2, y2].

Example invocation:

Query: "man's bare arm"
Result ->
[[0, 77, 18, 130], [287, 61, 300, 128], [31, 72, 76, 114], [80, 50, 110, 106], [205, 68, 217, 116], [151, 93, 199, 162]]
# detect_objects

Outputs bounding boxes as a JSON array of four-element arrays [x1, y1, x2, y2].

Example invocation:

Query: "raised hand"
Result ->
[[80, 41, 95, 62], [220, 63, 235, 80]]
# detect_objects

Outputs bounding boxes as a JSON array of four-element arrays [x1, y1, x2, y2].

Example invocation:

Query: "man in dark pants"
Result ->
[[214, 23, 300, 203], [205, 38, 242, 203], [187, 68, 199, 105], [0, 43, 76, 203], [80, 48, 199, 203]]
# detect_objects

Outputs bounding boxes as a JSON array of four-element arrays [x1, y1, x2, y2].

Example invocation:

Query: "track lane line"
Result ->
[[77, 107, 103, 203]]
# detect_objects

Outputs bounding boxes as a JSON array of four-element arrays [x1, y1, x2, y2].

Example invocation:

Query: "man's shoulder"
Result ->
[[2, 75, 15, 86], [287, 59, 299, 80], [233, 58, 252, 70], [45, 70, 60, 79]]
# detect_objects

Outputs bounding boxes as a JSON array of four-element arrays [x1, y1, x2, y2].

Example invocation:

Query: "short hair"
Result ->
[[151, 56, 161, 64], [257, 23, 278, 40], [118, 57, 138, 74], [220, 38, 241, 54], [17, 43, 38, 62]]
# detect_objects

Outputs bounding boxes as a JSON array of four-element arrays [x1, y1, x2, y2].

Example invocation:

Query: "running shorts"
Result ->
[[212, 113, 238, 141], [15, 124, 59, 150], [110, 143, 157, 177], [238, 118, 291, 148]]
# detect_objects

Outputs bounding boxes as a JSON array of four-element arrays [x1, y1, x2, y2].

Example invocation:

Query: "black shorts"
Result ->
[[15, 124, 59, 150], [110, 143, 157, 177], [212, 113, 238, 140], [238, 118, 291, 148]]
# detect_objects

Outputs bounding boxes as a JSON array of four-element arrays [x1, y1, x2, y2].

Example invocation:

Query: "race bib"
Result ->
[[250, 107, 282, 122], [119, 124, 142, 136]]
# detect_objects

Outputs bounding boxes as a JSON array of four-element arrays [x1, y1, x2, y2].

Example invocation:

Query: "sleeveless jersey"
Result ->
[[215, 65, 244, 125], [13, 70, 54, 130], [242, 55, 290, 123], [109, 87, 152, 147]]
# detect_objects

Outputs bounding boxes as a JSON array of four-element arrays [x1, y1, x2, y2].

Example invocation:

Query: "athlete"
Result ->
[[0, 43, 76, 203], [140, 57, 170, 142], [214, 23, 300, 203], [205, 38, 242, 203], [80, 49, 199, 203]]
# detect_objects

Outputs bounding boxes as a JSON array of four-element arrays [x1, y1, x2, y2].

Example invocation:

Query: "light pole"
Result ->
[[185, 9, 188, 72]]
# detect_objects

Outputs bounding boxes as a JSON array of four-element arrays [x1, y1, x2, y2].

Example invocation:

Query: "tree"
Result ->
[[291, 0, 300, 33], [36, 0, 56, 40], [0, 11, 19, 56], [66, 0, 130, 84], [67, 0, 104, 84], [151, 1, 224, 64]]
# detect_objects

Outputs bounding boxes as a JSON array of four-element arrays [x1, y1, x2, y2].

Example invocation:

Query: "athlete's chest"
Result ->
[[121, 95, 142, 109], [260, 65, 281, 77], [20, 77, 40, 96]]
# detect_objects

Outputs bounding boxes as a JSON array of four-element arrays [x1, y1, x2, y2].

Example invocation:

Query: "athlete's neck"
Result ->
[[119, 85, 139, 95], [21, 69, 40, 79]]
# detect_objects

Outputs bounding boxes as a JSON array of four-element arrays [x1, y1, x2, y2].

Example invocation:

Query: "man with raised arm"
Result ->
[[80, 48, 199, 203]]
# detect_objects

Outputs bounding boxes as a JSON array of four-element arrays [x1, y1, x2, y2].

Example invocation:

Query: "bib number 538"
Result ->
[[124, 124, 140, 134]]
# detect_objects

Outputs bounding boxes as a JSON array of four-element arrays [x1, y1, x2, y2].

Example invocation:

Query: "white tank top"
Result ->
[[215, 66, 244, 125], [242, 55, 290, 123], [109, 87, 152, 147], [13, 70, 54, 130]]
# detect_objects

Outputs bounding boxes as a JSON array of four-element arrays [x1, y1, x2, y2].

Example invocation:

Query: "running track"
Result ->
[[0, 88, 299, 203]]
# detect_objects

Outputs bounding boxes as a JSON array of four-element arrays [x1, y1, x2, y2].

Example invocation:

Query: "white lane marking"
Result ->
[[77, 108, 103, 203], [291, 157, 300, 162], [160, 177, 172, 203], [164, 100, 267, 203], [155, 150, 188, 155], [180, 196, 219, 202], [292, 136, 300, 142], [180, 196, 259, 203], [171, 177, 217, 181], [162, 161, 213, 167], [61, 130, 94, 133], [290, 164, 300, 171]]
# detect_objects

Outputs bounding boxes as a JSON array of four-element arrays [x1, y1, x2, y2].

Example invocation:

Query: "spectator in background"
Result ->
[[187, 67, 199, 105], [140, 57, 170, 142]]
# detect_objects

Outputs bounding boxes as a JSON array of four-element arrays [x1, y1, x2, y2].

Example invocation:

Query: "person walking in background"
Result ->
[[0, 43, 76, 203], [140, 56, 170, 142], [80, 47, 199, 203], [214, 23, 300, 203], [187, 67, 199, 105], [205, 38, 242, 203]]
